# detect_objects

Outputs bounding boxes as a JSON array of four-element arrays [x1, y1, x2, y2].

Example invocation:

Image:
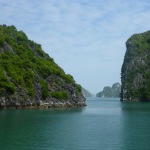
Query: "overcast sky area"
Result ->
[[0, 0, 150, 94]]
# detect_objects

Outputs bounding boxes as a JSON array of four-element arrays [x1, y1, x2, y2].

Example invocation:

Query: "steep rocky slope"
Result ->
[[96, 83, 121, 98], [81, 87, 93, 97], [121, 31, 150, 101], [0, 25, 86, 108]]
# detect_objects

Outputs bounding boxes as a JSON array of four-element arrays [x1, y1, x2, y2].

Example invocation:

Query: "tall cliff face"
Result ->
[[96, 83, 121, 98], [121, 31, 150, 101], [0, 25, 86, 108]]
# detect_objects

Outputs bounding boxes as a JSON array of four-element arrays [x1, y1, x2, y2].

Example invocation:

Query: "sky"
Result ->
[[0, 0, 150, 94]]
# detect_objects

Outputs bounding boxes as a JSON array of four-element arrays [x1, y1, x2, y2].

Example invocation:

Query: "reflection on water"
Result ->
[[0, 98, 150, 150], [120, 101, 150, 150]]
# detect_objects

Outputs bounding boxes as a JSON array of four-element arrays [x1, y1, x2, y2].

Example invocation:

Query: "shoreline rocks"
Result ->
[[0, 97, 86, 109]]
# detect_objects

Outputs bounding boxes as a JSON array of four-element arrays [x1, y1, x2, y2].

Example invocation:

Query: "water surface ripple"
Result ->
[[1, 97, 150, 150]]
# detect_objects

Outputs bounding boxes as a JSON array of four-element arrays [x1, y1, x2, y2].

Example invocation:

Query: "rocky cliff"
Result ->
[[96, 83, 121, 98], [81, 87, 93, 97], [0, 25, 86, 108], [121, 30, 150, 101]]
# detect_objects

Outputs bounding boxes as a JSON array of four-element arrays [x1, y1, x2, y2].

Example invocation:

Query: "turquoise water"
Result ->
[[1, 97, 150, 150]]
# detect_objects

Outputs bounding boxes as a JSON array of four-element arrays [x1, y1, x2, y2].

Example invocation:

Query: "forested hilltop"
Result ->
[[121, 30, 150, 101], [0, 25, 85, 108]]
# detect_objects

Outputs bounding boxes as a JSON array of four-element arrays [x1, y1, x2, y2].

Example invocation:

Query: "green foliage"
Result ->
[[26, 81, 34, 97], [62, 74, 73, 83], [36, 44, 45, 57], [0, 36, 4, 46], [39, 80, 49, 99], [75, 84, 81, 92], [0, 25, 82, 100], [17, 30, 28, 41], [52, 91, 68, 100], [0, 66, 15, 96]]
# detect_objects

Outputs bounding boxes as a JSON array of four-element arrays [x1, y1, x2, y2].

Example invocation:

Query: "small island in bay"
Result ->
[[121, 30, 150, 102], [81, 87, 93, 97], [96, 82, 121, 98], [0, 25, 86, 108]]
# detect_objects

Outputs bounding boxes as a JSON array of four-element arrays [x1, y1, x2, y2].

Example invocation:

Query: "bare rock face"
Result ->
[[0, 25, 86, 108], [121, 31, 150, 101]]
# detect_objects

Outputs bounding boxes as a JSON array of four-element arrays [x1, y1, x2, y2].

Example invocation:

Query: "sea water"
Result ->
[[0, 97, 150, 150]]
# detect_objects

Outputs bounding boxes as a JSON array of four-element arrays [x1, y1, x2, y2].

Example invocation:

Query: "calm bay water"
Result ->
[[1, 97, 150, 150]]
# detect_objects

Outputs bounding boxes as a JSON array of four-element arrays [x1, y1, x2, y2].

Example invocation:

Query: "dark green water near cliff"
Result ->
[[1, 97, 150, 150]]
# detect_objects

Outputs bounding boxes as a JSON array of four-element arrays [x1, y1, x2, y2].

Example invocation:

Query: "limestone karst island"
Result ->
[[121, 30, 150, 102], [0, 24, 150, 107], [96, 83, 121, 98], [0, 25, 86, 108]]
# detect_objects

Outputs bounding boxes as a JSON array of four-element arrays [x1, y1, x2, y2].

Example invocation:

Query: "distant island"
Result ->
[[82, 87, 93, 97], [121, 30, 150, 102], [0, 25, 86, 108], [96, 83, 121, 98]]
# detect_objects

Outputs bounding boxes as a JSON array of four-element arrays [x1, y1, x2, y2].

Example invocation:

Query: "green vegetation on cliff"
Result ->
[[121, 30, 150, 101], [0, 25, 85, 107], [96, 83, 121, 98]]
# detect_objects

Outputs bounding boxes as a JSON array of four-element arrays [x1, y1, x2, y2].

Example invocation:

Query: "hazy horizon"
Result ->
[[1, 0, 150, 94]]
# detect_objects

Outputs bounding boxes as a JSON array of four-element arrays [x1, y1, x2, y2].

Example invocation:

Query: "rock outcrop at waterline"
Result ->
[[0, 25, 86, 108], [121, 30, 150, 101]]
